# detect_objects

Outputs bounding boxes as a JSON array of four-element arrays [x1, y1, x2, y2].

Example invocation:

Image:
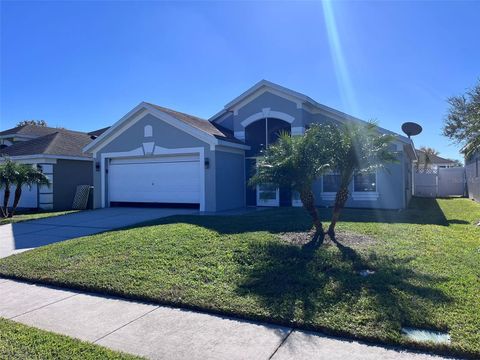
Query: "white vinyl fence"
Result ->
[[414, 167, 465, 198]]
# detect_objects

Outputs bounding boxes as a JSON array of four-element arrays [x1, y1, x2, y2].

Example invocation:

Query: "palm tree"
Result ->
[[326, 122, 397, 238], [0, 158, 18, 218], [249, 124, 338, 243], [419, 146, 440, 170], [10, 164, 50, 217]]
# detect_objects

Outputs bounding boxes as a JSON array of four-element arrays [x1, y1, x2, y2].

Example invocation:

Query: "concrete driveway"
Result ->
[[0, 207, 196, 258]]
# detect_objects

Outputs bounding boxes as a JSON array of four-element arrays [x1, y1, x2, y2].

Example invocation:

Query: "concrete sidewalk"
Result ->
[[0, 279, 458, 360]]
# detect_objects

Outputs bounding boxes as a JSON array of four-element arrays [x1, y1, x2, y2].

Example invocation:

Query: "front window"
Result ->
[[353, 172, 377, 192], [245, 118, 290, 157], [323, 173, 341, 192]]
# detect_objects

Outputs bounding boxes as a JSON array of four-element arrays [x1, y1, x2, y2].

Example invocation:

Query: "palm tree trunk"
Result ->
[[2, 187, 10, 218], [327, 186, 349, 238], [300, 188, 324, 242], [10, 186, 23, 217]]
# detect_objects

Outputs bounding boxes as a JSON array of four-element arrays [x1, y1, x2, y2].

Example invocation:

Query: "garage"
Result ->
[[108, 154, 201, 208]]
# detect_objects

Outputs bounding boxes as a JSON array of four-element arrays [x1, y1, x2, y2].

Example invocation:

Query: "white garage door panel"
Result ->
[[0, 184, 38, 208], [108, 156, 200, 204]]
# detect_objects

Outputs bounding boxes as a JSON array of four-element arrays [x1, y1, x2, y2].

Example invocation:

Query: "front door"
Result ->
[[256, 184, 279, 206]]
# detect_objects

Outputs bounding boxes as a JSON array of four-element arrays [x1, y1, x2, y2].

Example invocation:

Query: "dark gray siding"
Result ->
[[215, 150, 245, 211], [466, 150, 480, 202], [53, 159, 93, 210]]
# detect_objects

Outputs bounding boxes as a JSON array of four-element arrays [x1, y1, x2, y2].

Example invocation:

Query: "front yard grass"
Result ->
[[0, 198, 479, 358], [0, 210, 78, 225], [0, 318, 142, 359]]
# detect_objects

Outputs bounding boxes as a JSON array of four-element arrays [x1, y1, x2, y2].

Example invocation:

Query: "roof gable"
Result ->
[[84, 102, 248, 153]]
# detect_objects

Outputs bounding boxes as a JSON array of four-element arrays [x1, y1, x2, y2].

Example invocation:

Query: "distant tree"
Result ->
[[419, 146, 440, 170], [443, 80, 480, 159], [16, 120, 48, 127], [448, 159, 463, 167]]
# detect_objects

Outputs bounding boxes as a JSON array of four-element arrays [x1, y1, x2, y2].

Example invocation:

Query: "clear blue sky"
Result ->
[[1, 1, 479, 161]]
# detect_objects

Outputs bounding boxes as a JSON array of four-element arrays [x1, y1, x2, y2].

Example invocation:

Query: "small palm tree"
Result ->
[[419, 146, 439, 170], [10, 164, 50, 217], [249, 124, 338, 243], [327, 122, 397, 237], [0, 158, 18, 218]]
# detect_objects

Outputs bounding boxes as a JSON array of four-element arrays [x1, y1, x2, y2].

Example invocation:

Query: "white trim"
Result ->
[[240, 110, 295, 128], [225, 80, 305, 113], [211, 110, 233, 124], [352, 192, 379, 201], [291, 127, 305, 136], [256, 184, 279, 207], [100, 146, 205, 211], [210, 80, 412, 147], [217, 139, 249, 150], [0, 155, 93, 164], [321, 192, 337, 201], [144, 125, 153, 137], [214, 146, 245, 155], [85, 102, 246, 154]]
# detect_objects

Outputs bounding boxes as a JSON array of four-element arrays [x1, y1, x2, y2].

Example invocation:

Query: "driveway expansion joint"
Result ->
[[9, 293, 79, 320], [92, 306, 161, 344]]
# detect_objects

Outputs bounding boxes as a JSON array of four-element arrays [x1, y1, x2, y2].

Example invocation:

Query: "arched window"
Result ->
[[144, 125, 153, 137], [245, 118, 290, 157]]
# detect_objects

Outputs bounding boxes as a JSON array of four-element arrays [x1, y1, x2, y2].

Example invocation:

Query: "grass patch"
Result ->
[[0, 318, 142, 359], [0, 210, 78, 225], [0, 198, 479, 358]]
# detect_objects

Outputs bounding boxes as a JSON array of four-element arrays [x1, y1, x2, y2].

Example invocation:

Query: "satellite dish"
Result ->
[[401, 122, 422, 138]]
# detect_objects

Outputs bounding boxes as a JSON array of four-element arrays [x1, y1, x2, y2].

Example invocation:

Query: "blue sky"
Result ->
[[1, 1, 479, 161]]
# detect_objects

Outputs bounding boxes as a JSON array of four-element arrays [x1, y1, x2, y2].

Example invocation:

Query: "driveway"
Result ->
[[0, 207, 196, 258]]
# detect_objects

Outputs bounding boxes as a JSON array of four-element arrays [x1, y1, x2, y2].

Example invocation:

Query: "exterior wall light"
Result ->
[[204, 158, 210, 169]]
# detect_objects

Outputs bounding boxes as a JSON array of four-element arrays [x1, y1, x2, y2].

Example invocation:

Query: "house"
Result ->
[[0, 124, 107, 210], [465, 149, 480, 202], [84, 80, 417, 212], [415, 149, 458, 170]]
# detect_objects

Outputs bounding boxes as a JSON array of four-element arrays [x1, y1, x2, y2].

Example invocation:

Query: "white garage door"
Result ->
[[108, 155, 201, 205], [0, 184, 38, 208]]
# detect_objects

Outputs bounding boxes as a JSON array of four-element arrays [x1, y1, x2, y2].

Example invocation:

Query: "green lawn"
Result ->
[[0, 198, 479, 358], [0, 210, 78, 226], [0, 318, 142, 359]]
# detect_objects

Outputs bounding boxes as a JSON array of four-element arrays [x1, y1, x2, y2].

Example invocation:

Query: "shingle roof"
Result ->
[[0, 124, 65, 138], [87, 127, 110, 138], [146, 103, 244, 144], [416, 149, 456, 164], [0, 130, 93, 158]]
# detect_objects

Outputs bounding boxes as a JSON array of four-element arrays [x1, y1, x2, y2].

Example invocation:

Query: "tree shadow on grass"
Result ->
[[233, 237, 452, 338]]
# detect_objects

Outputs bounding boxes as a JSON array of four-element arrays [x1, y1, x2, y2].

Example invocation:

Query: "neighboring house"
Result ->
[[0, 124, 107, 210], [415, 149, 459, 170], [84, 80, 417, 212], [465, 149, 480, 202]]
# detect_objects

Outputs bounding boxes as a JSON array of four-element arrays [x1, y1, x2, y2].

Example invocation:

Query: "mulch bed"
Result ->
[[278, 229, 377, 248]]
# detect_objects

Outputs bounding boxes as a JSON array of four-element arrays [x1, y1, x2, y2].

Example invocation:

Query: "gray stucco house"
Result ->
[[0, 124, 106, 210], [465, 149, 480, 202], [85, 80, 417, 212]]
